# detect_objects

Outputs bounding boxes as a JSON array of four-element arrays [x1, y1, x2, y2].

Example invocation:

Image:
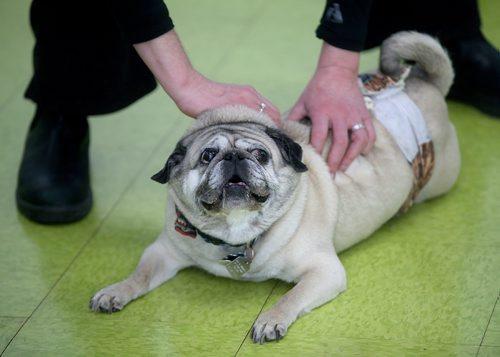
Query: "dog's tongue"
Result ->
[[223, 184, 249, 198], [222, 184, 250, 209]]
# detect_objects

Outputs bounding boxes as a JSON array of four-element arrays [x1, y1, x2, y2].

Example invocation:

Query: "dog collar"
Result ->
[[175, 206, 258, 278], [175, 206, 247, 247]]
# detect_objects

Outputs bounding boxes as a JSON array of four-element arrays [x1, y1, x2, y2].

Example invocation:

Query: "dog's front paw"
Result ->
[[89, 286, 127, 313], [251, 309, 292, 344]]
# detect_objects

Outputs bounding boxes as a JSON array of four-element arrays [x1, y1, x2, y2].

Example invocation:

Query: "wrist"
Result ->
[[165, 67, 205, 106], [316, 42, 360, 77]]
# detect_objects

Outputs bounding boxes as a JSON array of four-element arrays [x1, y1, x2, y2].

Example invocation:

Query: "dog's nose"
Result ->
[[223, 151, 245, 162], [222, 151, 249, 180]]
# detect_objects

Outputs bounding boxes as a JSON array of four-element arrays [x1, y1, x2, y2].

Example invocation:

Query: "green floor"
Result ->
[[1, 0, 499, 356]]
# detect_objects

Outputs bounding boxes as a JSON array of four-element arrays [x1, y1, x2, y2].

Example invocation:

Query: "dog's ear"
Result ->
[[151, 143, 187, 184], [266, 128, 307, 173]]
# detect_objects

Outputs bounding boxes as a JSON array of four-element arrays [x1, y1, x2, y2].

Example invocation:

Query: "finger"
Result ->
[[267, 110, 282, 126], [242, 86, 281, 125], [327, 122, 349, 173], [310, 116, 329, 154], [362, 116, 376, 154], [237, 87, 281, 125], [259, 99, 281, 126], [286, 101, 307, 122], [339, 129, 368, 171]]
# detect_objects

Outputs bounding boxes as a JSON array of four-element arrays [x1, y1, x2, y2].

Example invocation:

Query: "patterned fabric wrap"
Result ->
[[399, 141, 435, 214], [359, 69, 435, 214]]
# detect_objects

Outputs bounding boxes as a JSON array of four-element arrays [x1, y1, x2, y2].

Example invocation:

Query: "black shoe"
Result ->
[[445, 34, 500, 118], [16, 108, 92, 224]]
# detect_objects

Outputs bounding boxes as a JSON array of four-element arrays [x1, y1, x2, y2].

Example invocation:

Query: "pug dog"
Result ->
[[90, 32, 460, 343]]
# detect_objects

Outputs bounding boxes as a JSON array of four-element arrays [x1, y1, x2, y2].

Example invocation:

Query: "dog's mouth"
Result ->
[[200, 175, 270, 211]]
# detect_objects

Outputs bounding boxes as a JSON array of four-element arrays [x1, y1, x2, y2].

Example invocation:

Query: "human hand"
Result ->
[[287, 45, 376, 173], [172, 71, 281, 125]]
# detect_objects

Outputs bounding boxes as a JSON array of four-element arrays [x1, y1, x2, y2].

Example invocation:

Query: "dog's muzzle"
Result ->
[[199, 151, 270, 211]]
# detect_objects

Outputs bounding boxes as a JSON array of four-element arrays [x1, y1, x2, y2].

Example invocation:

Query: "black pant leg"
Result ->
[[363, 0, 481, 49], [25, 0, 157, 115]]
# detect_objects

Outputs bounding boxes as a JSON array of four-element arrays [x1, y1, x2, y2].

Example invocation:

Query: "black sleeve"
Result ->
[[109, 0, 175, 44], [316, 0, 373, 52]]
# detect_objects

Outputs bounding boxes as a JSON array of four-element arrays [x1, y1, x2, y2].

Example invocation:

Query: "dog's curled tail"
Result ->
[[380, 31, 454, 96]]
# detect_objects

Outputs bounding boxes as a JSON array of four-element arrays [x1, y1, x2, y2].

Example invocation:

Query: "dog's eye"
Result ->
[[200, 148, 218, 164], [251, 149, 269, 164]]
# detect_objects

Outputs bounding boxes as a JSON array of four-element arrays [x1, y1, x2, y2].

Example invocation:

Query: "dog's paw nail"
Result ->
[[89, 292, 123, 313], [274, 324, 283, 340], [251, 319, 288, 343]]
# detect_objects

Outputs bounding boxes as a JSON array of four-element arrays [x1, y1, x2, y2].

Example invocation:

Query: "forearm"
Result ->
[[132, 29, 281, 122], [133, 30, 199, 104]]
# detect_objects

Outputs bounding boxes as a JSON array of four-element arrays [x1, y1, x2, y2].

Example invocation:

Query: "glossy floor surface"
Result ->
[[1, 0, 499, 356]]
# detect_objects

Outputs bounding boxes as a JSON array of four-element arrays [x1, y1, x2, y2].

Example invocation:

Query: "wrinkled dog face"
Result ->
[[195, 134, 274, 212], [151, 119, 307, 235]]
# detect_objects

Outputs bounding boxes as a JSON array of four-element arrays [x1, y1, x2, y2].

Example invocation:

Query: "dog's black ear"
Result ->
[[266, 128, 307, 173], [151, 143, 187, 184]]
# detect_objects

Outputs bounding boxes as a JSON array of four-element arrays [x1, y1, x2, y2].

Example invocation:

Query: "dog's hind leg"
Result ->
[[89, 239, 190, 313]]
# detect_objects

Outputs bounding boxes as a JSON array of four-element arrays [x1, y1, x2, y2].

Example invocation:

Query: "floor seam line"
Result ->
[[234, 280, 280, 356], [1, 190, 127, 356], [1, 115, 183, 355], [476, 291, 499, 356]]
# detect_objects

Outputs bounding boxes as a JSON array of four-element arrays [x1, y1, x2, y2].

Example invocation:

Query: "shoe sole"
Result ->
[[16, 191, 93, 224]]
